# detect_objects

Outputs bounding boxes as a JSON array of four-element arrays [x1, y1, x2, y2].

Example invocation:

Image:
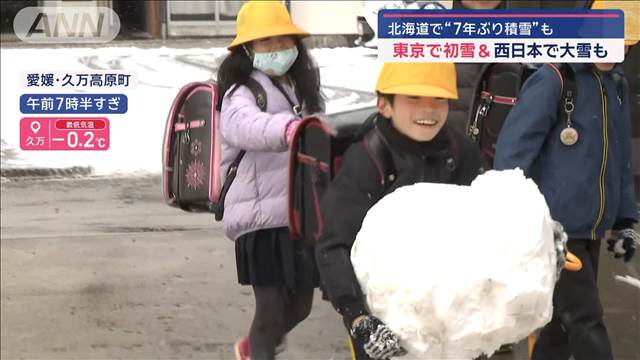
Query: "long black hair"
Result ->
[[216, 38, 324, 113]]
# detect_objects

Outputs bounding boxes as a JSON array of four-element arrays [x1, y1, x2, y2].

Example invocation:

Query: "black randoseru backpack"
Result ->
[[466, 63, 623, 170], [466, 63, 543, 169], [288, 111, 396, 245]]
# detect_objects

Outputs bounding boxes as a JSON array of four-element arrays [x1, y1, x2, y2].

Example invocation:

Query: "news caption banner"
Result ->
[[377, 9, 625, 63], [19, 71, 134, 151]]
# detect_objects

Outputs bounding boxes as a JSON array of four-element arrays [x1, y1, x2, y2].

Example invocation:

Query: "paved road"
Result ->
[[1, 176, 638, 359]]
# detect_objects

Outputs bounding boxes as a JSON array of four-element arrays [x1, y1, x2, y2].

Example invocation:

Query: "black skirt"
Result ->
[[235, 227, 319, 289]]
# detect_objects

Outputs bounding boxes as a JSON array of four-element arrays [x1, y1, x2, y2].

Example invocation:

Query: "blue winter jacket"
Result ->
[[495, 63, 637, 240]]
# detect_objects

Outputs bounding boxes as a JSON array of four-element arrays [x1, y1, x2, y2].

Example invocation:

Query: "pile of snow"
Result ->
[[351, 169, 557, 359]]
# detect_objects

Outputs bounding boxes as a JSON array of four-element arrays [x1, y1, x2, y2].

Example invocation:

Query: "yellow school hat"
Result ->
[[376, 62, 458, 99], [228, 1, 309, 49]]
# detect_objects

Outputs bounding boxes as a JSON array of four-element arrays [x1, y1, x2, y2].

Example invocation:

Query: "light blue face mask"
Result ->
[[252, 46, 299, 77]]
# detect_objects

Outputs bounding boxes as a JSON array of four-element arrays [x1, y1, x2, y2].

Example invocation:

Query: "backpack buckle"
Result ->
[[563, 94, 575, 115], [256, 93, 266, 110], [563, 94, 575, 125], [445, 158, 456, 172], [468, 101, 489, 141], [479, 102, 489, 117], [292, 105, 302, 116]]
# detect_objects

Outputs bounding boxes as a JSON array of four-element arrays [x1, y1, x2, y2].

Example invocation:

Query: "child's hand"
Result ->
[[607, 228, 638, 262], [350, 315, 407, 359]]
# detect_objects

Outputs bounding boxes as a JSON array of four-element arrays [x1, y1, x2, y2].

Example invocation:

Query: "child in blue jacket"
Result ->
[[494, 2, 639, 359]]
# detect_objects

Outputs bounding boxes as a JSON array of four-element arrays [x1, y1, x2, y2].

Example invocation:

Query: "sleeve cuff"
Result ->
[[335, 297, 369, 328]]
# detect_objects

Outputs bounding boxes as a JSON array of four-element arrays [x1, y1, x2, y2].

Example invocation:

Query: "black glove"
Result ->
[[350, 315, 407, 359], [607, 228, 638, 262], [552, 221, 568, 279]]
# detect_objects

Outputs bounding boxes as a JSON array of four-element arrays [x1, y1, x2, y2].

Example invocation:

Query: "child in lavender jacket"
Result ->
[[216, 2, 324, 359]]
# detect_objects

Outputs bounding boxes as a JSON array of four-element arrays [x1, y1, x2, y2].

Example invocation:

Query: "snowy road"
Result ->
[[2, 176, 639, 359]]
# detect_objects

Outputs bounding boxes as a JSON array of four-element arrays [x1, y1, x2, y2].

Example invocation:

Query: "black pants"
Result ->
[[532, 239, 613, 360], [249, 286, 314, 360]]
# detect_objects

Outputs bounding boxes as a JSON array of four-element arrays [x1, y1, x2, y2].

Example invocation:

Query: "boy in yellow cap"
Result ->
[[495, 2, 639, 359], [315, 62, 483, 360]]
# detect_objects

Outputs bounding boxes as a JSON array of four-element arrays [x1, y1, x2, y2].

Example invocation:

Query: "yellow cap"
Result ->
[[591, 0, 640, 46], [375, 62, 458, 99], [228, 1, 309, 49]]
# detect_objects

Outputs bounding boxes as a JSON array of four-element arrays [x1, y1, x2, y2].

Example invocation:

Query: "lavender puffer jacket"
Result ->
[[219, 70, 301, 241]]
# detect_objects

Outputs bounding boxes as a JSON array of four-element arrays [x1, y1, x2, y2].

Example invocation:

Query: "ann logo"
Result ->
[[14, 7, 120, 43], [27, 12, 105, 38]]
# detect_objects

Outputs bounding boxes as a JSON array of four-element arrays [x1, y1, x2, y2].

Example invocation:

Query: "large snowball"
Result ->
[[351, 169, 556, 359]]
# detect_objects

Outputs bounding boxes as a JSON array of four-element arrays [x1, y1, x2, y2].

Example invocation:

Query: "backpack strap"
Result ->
[[466, 63, 497, 143], [548, 63, 576, 127], [611, 71, 624, 106], [268, 76, 303, 116], [362, 116, 397, 196], [214, 150, 245, 220], [353, 112, 379, 141], [221, 77, 268, 112], [443, 127, 461, 176], [228, 77, 268, 112], [226, 75, 302, 116]]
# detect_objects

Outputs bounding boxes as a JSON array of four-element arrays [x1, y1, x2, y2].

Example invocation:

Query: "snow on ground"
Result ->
[[0, 46, 381, 176]]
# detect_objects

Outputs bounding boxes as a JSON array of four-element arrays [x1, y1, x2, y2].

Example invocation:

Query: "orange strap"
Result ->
[[528, 333, 538, 359], [564, 251, 582, 272]]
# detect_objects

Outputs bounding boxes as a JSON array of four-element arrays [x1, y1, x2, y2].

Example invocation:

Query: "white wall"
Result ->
[[290, 1, 363, 35]]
